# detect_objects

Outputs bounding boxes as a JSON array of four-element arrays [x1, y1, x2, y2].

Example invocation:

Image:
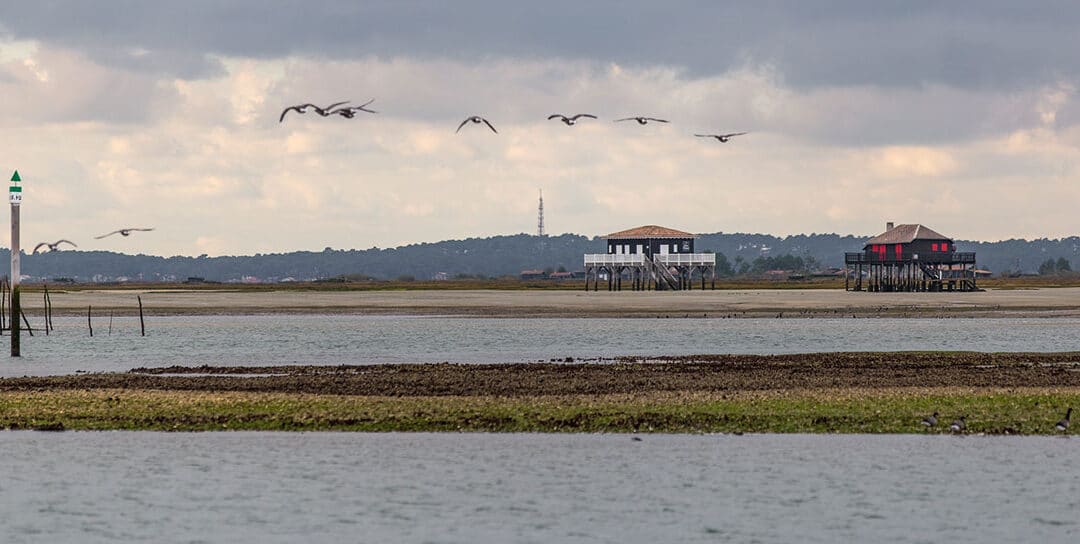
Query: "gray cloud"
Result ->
[[3, 1, 1080, 89]]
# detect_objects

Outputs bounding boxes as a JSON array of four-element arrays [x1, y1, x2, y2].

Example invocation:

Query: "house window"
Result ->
[[932, 243, 939, 252], [681, 241, 691, 252]]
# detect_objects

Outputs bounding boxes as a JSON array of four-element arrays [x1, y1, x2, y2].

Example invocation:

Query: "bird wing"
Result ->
[[572, 114, 597, 120], [481, 118, 498, 133], [547, 114, 564, 120], [455, 118, 471, 133], [693, 134, 715, 138], [614, 118, 634, 122], [356, 99, 377, 113], [33, 242, 47, 254], [95, 230, 121, 239], [279, 105, 300, 123], [132, 228, 155, 232], [721, 132, 748, 138], [57, 239, 77, 247], [645, 118, 669, 123]]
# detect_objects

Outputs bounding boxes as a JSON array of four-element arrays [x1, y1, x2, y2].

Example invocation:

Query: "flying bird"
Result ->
[[547, 113, 597, 126], [1057, 407, 1072, 432], [456, 116, 498, 134], [949, 416, 966, 433], [95, 228, 155, 240], [694, 132, 748, 143], [32, 240, 77, 254], [615, 116, 668, 125], [920, 412, 939, 428], [279, 101, 349, 122], [328, 99, 378, 118]]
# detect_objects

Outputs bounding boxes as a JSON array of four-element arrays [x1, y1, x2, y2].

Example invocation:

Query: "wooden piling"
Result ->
[[42, 284, 48, 336], [138, 295, 145, 336], [88, 305, 93, 337], [108, 310, 113, 336], [19, 307, 32, 337]]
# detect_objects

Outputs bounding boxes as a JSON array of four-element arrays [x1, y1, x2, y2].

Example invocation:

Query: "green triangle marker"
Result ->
[[10, 170, 20, 182]]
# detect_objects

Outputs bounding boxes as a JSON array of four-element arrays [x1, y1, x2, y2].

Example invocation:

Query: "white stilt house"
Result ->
[[583, 225, 717, 291]]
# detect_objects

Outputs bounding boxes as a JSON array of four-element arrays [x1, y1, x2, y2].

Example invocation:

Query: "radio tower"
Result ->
[[537, 189, 546, 238], [537, 189, 546, 252]]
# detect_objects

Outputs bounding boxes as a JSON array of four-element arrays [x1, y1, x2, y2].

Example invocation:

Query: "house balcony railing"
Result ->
[[584, 254, 645, 266], [845, 252, 976, 265]]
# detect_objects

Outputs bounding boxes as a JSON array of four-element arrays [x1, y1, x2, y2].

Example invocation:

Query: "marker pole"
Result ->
[[10, 170, 22, 357]]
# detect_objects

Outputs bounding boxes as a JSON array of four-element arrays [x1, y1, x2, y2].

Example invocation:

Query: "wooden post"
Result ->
[[138, 295, 145, 336], [0, 278, 6, 332], [42, 285, 48, 336], [108, 310, 113, 335], [87, 305, 93, 337], [19, 308, 32, 337]]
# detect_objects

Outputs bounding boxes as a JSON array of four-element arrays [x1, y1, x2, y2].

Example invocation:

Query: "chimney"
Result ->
[[886, 222, 894, 231]]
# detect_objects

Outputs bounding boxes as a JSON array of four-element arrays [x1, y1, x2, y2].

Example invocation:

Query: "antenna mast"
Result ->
[[537, 189, 545, 238]]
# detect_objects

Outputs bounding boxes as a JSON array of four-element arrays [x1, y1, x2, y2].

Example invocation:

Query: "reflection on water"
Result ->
[[3, 432, 1077, 543], [5, 315, 1080, 376]]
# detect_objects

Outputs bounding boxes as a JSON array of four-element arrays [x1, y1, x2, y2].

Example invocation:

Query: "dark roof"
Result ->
[[865, 224, 951, 245], [606, 225, 695, 239]]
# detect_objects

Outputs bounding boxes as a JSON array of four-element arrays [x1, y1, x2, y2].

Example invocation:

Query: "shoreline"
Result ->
[[3, 352, 1078, 434], [22, 286, 1080, 318]]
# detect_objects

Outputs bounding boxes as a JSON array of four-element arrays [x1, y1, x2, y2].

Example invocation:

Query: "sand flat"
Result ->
[[27, 287, 1080, 317]]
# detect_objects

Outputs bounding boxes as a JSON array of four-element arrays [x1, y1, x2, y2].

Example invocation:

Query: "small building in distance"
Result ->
[[583, 225, 716, 291], [845, 222, 978, 292]]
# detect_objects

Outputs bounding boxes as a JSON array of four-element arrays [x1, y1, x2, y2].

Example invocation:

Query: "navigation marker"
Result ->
[[10, 170, 22, 205]]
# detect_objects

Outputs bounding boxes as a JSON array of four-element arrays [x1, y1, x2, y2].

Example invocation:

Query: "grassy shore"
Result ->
[[3, 353, 1078, 433], [2, 388, 1076, 434]]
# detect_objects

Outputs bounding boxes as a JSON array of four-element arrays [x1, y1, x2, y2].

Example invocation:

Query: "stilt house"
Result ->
[[845, 222, 978, 292], [584, 225, 716, 291]]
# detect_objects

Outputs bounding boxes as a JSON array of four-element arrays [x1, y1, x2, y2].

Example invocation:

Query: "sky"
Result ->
[[1, 1, 1079, 256]]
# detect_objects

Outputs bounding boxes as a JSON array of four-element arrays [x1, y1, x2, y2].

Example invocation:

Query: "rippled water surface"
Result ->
[[1, 433, 1076, 543], [5, 315, 1080, 376]]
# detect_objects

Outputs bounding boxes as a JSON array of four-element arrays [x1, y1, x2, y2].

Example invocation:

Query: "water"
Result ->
[[0, 432, 1075, 543], [4, 315, 1080, 376]]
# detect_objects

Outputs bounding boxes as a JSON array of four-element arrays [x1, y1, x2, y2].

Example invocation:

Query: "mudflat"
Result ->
[[3, 353, 1079, 433], [5, 352, 1080, 396], [30, 287, 1080, 317]]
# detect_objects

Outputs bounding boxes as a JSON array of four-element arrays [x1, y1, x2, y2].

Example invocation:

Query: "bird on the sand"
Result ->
[[328, 99, 378, 118], [547, 113, 597, 126], [456, 116, 498, 134], [32, 239, 77, 254], [949, 416, 966, 433], [278, 101, 349, 122], [94, 228, 155, 240], [1057, 408, 1072, 432], [615, 116, 668, 125], [921, 412, 939, 428], [694, 132, 748, 143]]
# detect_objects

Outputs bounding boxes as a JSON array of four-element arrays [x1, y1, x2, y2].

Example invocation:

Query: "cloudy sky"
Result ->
[[1, 2, 1078, 256]]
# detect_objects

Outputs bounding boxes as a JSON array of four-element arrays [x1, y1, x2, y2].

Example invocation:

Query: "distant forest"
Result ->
[[5, 232, 1079, 283]]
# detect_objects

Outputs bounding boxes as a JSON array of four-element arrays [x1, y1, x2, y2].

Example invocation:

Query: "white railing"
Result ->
[[584, 254, 645, 266], [653, 254, 715, 266]]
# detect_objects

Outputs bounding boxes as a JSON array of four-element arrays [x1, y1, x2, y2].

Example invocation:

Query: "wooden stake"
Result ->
[[19, 307, 32, 337], [88, 305, 93, 337], [138, 295, 145, 337], [43, 284, 48, 336], [108, 310, 113, 335]]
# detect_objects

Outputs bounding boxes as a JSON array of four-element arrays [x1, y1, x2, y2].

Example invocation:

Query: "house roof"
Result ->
[[864, 224, 951, 246], [606, 225, 695, 239]]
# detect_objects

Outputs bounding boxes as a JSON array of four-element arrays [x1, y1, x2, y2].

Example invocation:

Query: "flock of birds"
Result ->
[[36, 99, 735, 257], [920, 407, 1071, 433], [279, 100, 749, 142], [33, 228, 154, 255]]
